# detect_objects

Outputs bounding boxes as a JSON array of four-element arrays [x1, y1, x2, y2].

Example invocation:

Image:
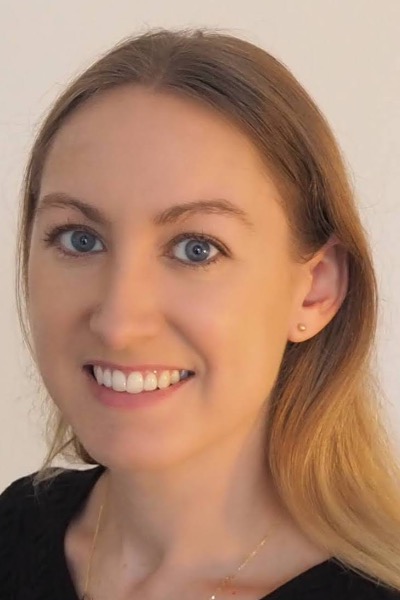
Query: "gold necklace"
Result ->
[[81, 480, 278, 600]]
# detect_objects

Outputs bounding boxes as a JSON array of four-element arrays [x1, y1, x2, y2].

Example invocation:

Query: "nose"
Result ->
[[89, 260, 164, 351]]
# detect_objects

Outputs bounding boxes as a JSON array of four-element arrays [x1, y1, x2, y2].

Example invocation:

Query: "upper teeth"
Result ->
[[93, 366, 188, 394]]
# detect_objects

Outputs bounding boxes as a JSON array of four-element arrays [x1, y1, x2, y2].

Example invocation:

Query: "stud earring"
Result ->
[[297, 323, 306, 332]]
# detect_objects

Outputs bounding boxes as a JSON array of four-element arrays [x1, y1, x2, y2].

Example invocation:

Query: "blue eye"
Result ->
[[168, 234, 221, 269], [42, 225, 107, 260], [42, 224, 228, 271], [59, 229, 104, 254]]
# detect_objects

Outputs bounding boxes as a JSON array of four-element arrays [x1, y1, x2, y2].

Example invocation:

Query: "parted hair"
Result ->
[[15, 26, 400, 593]]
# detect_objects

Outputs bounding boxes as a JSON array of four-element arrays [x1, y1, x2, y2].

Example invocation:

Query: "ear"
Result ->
[[288, 235, 349, 343]]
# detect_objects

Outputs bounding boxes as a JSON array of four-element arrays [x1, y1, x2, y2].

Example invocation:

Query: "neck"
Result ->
[[93, 419, 289, 571]]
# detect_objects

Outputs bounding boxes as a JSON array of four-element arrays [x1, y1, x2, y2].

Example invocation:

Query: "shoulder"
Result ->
[[342, 573, 400, 600], [0, 465, 105, 538], [319, 560, 400, 600], [0, 466, 104, 596], [274, 558, 400, 600], [0, 466, 101, 507]]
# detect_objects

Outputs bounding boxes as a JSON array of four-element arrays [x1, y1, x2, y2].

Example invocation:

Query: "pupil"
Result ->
[[187, 240, 209, 262], [72, 232, 95, 253]]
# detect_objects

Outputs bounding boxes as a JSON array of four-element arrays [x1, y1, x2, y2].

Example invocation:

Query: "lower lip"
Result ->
[[84, 368, 195, 409]]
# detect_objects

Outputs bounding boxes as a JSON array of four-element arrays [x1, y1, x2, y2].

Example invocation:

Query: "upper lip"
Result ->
[[86, 360, 193, 375]]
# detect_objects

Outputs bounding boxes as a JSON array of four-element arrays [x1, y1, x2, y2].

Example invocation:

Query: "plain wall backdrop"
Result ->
[[1, 0, 399, 491]]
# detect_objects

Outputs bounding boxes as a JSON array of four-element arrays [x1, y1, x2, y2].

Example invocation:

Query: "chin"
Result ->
[[78, 430, 202, 473]]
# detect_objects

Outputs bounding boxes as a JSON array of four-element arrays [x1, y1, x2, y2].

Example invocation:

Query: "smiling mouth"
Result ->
[[83, 364, 195, 392]]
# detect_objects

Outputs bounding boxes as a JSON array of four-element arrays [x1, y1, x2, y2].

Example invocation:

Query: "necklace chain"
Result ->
[[81, 480, 277, 600]]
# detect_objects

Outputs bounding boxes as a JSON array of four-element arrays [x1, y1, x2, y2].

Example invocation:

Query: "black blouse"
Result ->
[[1, 465, 399, 599]]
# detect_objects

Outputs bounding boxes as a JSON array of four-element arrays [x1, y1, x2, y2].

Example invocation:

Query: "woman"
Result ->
[[1, 26, 400, 600]]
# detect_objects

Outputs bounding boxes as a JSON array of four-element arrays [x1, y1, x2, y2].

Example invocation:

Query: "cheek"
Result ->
[[26, 253, 81, 416], [179, 267, 292, 412], [27, 249, 81, 361]]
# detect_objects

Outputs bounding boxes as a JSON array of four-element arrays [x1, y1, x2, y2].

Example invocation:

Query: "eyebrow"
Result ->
[[35, 192, 255, 231]]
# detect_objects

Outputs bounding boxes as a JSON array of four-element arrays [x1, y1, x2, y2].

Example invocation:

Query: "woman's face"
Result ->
[[27, 85, 312, 470]]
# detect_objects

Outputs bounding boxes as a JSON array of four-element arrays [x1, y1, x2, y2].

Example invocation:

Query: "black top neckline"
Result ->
[[50, 465, 344, 600]]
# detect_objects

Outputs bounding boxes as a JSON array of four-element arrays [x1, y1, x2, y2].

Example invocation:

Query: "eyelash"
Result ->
[[41, 222, 228, 271]]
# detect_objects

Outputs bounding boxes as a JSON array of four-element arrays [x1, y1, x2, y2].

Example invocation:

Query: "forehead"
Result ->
[[39, 86, 287, 233]]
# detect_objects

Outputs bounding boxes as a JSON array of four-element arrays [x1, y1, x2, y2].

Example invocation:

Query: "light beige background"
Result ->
[[1, 0, 399, 491]]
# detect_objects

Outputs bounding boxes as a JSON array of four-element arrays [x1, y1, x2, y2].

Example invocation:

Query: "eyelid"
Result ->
[[41, 221, 230, 269], [42, 222, 105, 253]]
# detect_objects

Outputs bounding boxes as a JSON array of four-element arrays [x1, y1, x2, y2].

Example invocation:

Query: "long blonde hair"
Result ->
[[15, 27, 400, 592]]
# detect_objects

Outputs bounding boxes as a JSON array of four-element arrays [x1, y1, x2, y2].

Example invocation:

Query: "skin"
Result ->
[[27, 85, 348, 599]]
